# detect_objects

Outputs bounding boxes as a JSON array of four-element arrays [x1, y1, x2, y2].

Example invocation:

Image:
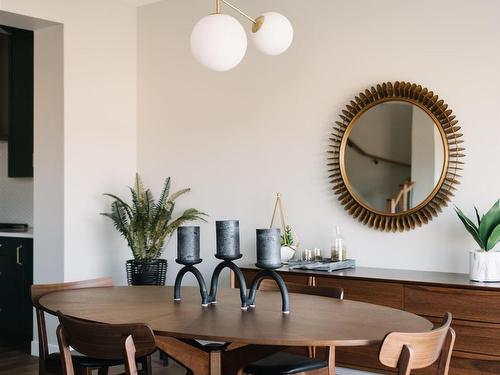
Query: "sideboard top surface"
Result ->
[[239, 265, 500, 291]]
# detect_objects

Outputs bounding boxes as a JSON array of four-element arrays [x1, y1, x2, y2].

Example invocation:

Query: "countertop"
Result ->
[[0, 227, 33, 238]]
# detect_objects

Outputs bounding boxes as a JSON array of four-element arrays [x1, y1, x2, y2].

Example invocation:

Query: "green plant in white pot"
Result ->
[[280, 224, 297, 263], [455, 200, 500, 282], [103, 174, 206, 285]]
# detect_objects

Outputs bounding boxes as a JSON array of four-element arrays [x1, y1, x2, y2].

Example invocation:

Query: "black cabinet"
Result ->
[[0, 25, 34, 177], [0, 236, 33, 349], [7, 28, 34, 177]]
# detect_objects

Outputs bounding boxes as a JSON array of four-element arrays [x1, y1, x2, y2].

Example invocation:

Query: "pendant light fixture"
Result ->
[[191, 0, 293, 72]]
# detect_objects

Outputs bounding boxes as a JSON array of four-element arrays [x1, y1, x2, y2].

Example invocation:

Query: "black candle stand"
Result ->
[[173, 259, 209, 307], [247, 267, 290, 314], [208, 254, 248, 309]]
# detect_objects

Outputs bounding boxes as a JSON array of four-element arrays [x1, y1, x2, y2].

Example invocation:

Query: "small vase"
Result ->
[[469, 250, 500, 282], [280, 246, 296, 263]]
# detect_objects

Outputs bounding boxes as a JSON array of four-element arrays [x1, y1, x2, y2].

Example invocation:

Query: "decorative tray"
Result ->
[[287, 258, 356, 272]]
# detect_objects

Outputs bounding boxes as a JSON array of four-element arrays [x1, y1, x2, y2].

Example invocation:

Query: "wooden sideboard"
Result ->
[[235, 265, 500, 375]]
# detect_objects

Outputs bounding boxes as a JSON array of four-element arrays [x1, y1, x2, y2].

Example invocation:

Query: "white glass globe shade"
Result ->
[[191, 14, 247, 72], [252, 12, 293, 56]]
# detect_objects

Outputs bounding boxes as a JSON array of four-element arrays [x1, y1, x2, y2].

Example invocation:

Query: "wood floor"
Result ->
[[0, 341, 187, 375]]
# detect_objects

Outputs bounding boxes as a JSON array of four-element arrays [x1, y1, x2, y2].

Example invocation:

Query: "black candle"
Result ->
[[177, 226, 201, 264], [256, 228, 282, 269], [216, 220, 241, 260]]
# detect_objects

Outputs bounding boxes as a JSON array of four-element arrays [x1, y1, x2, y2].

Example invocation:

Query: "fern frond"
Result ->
[[102, 174, 207, 261]]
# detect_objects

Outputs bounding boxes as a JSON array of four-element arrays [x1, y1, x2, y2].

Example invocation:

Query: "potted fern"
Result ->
[[102, 174, 206, 285], [455, 200, 500, 282]]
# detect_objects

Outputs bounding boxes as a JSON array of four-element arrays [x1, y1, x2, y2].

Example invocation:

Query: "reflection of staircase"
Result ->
[[386, 181, 415, 213]]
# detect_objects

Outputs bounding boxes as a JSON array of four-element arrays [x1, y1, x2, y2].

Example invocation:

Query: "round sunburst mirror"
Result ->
[[329, 82, 464, 231]]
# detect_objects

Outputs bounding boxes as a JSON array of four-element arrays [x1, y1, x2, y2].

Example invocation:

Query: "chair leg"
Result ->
[[159, 349, 169, 366], [77, 367, 93, 375], [139, 355, 152, 375], [98, 367, 109, 375], [308, 345, 316, 358]]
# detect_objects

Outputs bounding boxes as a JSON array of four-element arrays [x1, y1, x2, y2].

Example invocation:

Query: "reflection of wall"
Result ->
[[434, 126, 444, 184], [345, 103, 412, 211], [410, 107, 442, 204]]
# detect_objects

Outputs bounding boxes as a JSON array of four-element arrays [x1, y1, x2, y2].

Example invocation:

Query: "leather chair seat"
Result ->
[[45, 352, 129, 371], [244, 352, 328, 375]]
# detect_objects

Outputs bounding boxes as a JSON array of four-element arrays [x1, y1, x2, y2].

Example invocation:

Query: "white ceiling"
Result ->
[[118, 0, 162, 6]]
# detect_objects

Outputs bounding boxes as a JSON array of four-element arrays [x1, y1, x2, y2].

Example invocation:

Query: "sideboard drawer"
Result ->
[[415, 351, 500, 375], [405, 286, 500, 323], [426, 316, 500, 357], [237, 270, 310, 289], [314, 277, 403, 309]]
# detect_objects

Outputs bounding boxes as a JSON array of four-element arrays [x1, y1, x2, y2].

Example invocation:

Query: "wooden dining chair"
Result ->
[[56, 311, 157, 375], [242, 281, 343, 375], [31, 277, 150, 375], [379, 312, 456, 375]]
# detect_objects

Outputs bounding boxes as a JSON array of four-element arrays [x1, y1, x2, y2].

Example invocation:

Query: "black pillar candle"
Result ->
[[216, 220, 241, 260], [256, 228, 282, 269], [177, 226, 201, 264]]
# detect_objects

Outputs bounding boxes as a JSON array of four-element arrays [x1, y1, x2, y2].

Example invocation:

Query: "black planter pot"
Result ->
[[126, 259, 167, 286]]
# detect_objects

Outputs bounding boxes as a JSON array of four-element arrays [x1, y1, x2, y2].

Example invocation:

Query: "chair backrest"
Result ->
[[30, 277, 114, 370], [259, 279, 344, 300], [57, 312, 156, 375], [379, 313, 456, 375]]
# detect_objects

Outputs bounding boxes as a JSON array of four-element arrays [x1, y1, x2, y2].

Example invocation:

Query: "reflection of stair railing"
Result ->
[[386, 181, 415, 213], [347, 139, 411, 168]]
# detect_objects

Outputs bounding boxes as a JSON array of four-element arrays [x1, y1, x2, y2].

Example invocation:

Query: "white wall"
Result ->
[[0, 0, 138, 285], [138, 0, 500, 285], [0, 143, 33, 225]]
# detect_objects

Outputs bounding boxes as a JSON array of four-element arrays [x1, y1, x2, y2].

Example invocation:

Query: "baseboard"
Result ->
[[337, 368, 377, 375], [31, 340, 59, 357]]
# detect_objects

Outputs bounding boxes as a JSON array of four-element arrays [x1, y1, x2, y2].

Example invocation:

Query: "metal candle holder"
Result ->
[[174, 226, 209, 306], [248, 228, 290, 314], [173, 223, 290, 313], [208, 221, 248, 309], [248, 268, 289, 314]]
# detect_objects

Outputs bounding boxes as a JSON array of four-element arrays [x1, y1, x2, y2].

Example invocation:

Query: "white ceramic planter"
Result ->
[[469, 249, 500, 282], [280, 246, 296, 263]]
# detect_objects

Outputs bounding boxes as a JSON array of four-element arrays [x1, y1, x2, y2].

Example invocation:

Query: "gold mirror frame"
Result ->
[[329, 81, 464, 231]]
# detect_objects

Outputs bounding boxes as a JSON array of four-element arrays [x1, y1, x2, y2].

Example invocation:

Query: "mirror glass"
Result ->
[[344, 101, 445, 213]]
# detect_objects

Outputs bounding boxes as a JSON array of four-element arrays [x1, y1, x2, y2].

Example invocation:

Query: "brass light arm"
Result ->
[[216, 0, 257, 24]]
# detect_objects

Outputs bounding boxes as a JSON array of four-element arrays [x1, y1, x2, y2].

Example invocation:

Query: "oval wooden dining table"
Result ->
[[39, 286, 432, 375]]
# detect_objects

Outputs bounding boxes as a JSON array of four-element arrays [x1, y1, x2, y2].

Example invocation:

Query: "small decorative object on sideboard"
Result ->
[[208, 220, 248, 309], [331, 225, 347, 261], [270, 192, 299, 263], [102, 173, 206, 286], [455, 200, 500, 282], [302, 248, 314, 262], [174, 226, 209, 306], [288, 258, 356, 272]]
